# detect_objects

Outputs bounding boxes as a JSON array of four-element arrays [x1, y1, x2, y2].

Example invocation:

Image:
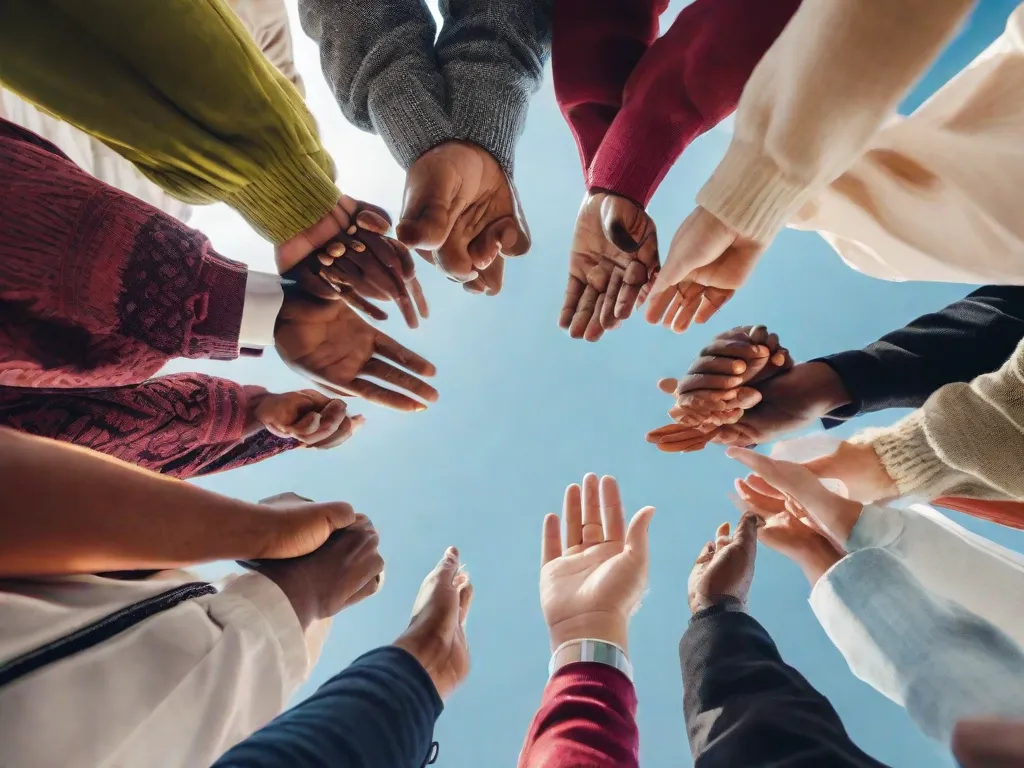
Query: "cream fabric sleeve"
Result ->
[[697, 0, 975, 243]]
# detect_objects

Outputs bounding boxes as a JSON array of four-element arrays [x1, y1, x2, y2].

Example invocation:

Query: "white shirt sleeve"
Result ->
[[239, 271, 285, 348], [0, 572, 320, 768]]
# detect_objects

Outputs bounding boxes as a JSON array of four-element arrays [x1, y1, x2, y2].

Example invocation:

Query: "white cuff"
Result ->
[[239, 272, 285, 348]]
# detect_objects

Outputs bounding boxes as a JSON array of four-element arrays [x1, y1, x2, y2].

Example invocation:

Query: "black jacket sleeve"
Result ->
[[680, 604, 889, 767], [814, 285, 1024, 427], [211, 646, 442, 768]]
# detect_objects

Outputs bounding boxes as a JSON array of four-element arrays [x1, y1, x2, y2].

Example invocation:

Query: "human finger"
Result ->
[[584, 293, 608, 342], [657, 377, 679, 395], [727, 447, 826, 505], [644, 282, 676, 324], [624, 505, 655, 554], [686, 355, 748, 378], [560, 275, 586, 330], [458, 580, 474, 626], [564, 484, 583, 549], [373, 335, 437, 376], [699, 338, 771, 362], [694, 287, 734, 325], [600, 268, 624, 330], [615, 260, 649, 320], [310, 413, 365, 450], [695, 540, 716, 566], [345, 377, 430, 412], [409, 277, 430, 319], [714, 521, 731, 550], [599, 475, 625, 543], [581, 473, 603, 546], [361, 358, 439, 403], [569, 285, 600, 339], [541, 513, 563, 566], [735, 478, 786, 514]]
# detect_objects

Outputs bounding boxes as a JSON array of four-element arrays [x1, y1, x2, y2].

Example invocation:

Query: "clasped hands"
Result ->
[[560, 197, 769, 342]]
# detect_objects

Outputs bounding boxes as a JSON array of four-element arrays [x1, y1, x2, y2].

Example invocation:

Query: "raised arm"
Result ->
[[0, 0, 338, 244], [589, 0, 800, 207], [552, 0, 664, 181]]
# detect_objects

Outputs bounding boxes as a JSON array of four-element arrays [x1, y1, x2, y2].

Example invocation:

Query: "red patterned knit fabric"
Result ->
[[0, 119, 297, 477], [0, 118, 246, 387]]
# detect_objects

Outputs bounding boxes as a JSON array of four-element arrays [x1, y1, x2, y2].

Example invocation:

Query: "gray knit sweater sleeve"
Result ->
[[297, 0, 455, 169], [435, 0, 552, 173]]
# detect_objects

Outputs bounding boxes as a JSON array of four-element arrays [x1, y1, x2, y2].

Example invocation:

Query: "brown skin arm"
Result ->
[[0, 427, 270, 577]]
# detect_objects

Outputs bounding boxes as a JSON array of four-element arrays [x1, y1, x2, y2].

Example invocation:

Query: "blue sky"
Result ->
[[176, 2, 1024, 765]]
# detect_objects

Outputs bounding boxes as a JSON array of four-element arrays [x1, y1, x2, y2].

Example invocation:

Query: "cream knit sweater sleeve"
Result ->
[[852, 338, 1024, 501], [696, 0, 975, 243]]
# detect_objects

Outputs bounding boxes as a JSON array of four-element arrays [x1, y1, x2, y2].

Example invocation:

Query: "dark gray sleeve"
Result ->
[[435, 0, 552, 173], [298, 0, 456, 169]]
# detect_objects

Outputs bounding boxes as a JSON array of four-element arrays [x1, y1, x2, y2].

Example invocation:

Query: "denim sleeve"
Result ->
[[809, 547, 1024, 744], [212, 646, 443, 768]]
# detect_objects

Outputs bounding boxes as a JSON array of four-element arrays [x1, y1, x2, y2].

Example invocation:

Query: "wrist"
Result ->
[[253, 564, 318, 631], [794, 540, 844, 587], [798, 362, 852, 416], [391, 636, 452, 700], [689, 592, 746, 615], [546, 612, 629, 654], [243, 387, 271, 436]]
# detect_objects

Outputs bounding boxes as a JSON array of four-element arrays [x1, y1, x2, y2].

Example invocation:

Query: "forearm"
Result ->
[[518, 663, 639, 768], [852, 339, 1024, 501], [552, 0, 663, 178], [820, 286, 1024, 422], [0, 428, 271, 576], [697, 0, 974, 242], [0, 121, 245, 387], [0, 0, 338, 243], [212, 646, 442, 768], [590, 0, 800, 207], [810, 548, 1024, 743], [435, 0, 553, 173], [298, 0, 454, 169]]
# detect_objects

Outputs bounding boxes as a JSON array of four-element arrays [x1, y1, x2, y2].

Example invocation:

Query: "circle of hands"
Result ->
[[253, 141, 912, 703]]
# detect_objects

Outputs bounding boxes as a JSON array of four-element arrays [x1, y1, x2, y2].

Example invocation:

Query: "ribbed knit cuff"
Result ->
[[223, 155, 341, 244], [851, 414, 948, 498], [589, 110, 703, 208], [368, 86, 457, 170], [451, 80, 530, 175], [696, 139, 814, 242], [187, 250, 248, 361]]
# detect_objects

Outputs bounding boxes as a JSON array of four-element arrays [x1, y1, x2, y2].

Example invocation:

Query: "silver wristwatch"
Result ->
[[549, 639, 633, 682]]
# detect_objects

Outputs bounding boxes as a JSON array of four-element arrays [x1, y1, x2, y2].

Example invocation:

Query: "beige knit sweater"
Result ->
[[853, 338, 1024, 501], [698, 0, 976, 243]]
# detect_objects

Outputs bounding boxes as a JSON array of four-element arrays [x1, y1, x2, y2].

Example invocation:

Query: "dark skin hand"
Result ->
[[397, 140, 530, 293], [687, 513, 759, 613], [560, 192, 659, 342], [286, 200, 429, 329], [274, 290, 438, 412]]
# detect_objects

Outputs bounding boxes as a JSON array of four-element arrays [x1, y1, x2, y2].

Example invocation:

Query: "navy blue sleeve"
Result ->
[[212, 646, 443, 768], [813, 285, 1024, 428], [680, 604, 889, 768]]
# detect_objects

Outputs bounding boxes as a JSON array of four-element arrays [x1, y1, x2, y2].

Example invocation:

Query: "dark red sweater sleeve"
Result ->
[[552, 0, 667, 179], [0, 373, 296, 479], [588, 0, 801, 206], [517, 662, 639, 768], [0, 118, 246, 388]]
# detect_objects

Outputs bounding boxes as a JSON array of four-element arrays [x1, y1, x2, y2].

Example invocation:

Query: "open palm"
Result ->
[[540, 475, 654, 649]]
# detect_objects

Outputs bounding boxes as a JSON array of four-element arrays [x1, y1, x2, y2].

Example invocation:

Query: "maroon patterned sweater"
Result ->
[[0, 119, 295, 477]]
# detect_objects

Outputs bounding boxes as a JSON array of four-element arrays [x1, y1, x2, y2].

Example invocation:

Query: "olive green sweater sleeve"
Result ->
[[0, 0, 339, 244]]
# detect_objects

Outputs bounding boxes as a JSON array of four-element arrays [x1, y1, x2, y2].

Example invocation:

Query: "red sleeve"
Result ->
[[0, 373, 296, 479], [0, 118, 246, 388], [552, 0, 667, 180], [517, 662, 639, 768], [589, 0, 801, 206]]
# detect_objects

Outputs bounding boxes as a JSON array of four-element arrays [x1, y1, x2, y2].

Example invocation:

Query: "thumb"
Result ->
[[314, 501, 359, 533], [731, 512, 760, 554], [397, 176, 459, 250], [625, 506, 656, 553], [601, 195, 648, 253], [436, 546, 461, 582]]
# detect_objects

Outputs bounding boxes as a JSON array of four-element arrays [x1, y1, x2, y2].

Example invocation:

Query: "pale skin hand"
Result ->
[[540, 474, 655, 653], [733, 479, 843, 587], [397, 140, 530, 293], [250, 389, 365, 450], [645, 207, 767, 332], [560, 192, 659, 342], [727, 446, 869, 552], [393, 546, 474, 700], [803, 441, 899, 504], [274, 292, 439, 412]]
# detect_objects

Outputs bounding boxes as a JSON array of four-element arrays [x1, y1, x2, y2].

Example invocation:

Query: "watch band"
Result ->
[[549, 638, 633, 682]]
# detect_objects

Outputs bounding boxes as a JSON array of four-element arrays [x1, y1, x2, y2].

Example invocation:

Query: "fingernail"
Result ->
[[318, 254, 333, 266], [346, 225, 358, 235], [352, 242, 366, 253], [328, 243, 346, 258], [443, 546, 459, 564], [414, 403, 428, 412], [351, 414, 366, 429]]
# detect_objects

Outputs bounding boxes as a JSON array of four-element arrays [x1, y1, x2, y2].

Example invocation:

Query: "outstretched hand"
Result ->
[[646, 207, 766, 331], [275, 292, 438, 412], [559, 192, 659, 342], [540, 474, 654, 652], [687, 512, 759, 613], [394, 546, 474, 700], [397, 140, 530, 294]]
